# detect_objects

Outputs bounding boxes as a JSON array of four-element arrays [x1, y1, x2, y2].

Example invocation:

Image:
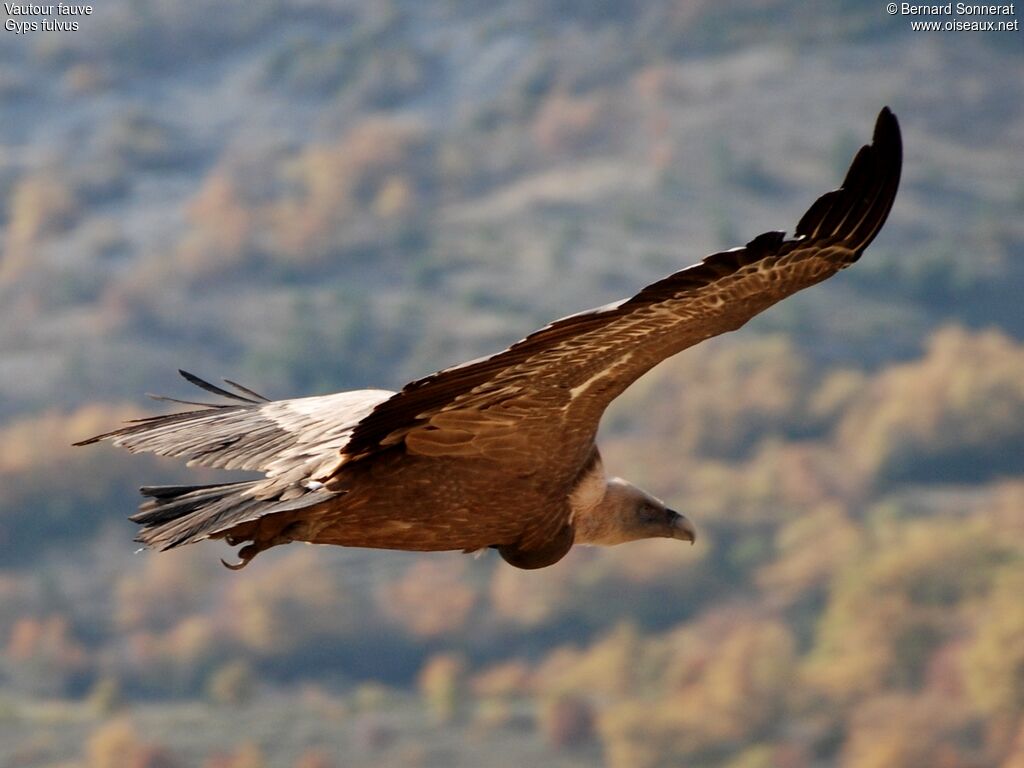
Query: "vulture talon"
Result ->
[[220, 543, 260, 570]]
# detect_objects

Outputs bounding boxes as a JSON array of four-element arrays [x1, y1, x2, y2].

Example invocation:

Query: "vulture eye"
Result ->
[[639, 503, 661, 523]]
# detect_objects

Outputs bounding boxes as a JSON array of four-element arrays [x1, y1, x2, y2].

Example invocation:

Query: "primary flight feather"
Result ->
[[77, 108, 902, 570]]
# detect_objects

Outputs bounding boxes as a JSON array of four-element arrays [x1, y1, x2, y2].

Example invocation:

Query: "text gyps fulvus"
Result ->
[[78, 108, 902, 570]]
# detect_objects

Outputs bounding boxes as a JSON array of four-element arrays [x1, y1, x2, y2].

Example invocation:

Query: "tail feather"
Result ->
[[133, 481, 264, 549], [132, 481, 336, 559], [75, 369, 368, 568]]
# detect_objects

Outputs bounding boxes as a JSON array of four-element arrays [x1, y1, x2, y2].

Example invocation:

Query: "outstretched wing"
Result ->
[[77, 371, 393, 482], [340, 107, 902, 466], [76, 372, 394, 551]]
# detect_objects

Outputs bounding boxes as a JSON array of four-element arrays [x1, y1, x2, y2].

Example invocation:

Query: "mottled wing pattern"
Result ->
[[341, 108, 901, 466]]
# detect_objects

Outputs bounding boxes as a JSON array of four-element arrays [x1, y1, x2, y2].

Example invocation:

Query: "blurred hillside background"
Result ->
[[1, 0, 1023, 766]]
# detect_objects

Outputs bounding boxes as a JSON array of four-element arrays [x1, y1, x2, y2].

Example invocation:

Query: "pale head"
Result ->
[[573, 476, 696, 547]]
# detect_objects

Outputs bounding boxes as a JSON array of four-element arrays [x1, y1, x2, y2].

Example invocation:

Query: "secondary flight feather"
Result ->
[[77, 107, 902, 570]]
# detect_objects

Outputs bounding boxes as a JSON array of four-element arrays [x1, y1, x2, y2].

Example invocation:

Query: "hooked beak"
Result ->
[[668, 510, 697, 545]]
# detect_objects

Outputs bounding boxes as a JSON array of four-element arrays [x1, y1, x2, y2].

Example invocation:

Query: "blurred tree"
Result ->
[[419, 653, 468, 725], [223, 549, 358, 655], [840, 693, 978, 768], [609, 335, 818, 462], [470, 659, 533, 700], [999, 717, 1024, 768], [373, 174, 415, 219], [354, 681, 396, 713], [116, 547, 217, 632], [355, 47, 434, 109], [757, 502, 861, 605], [1, 172, 79, 286], [85, 717, 179, 768], [470, 659, 533, 731], [63, 62, 111, 95], [537, 623, 643, 699], [726, 744, 811, 768], [207, 660, 256, 707], [377, 559, 477, 638], [114, 613, 223, 695], [129, 746, 185, 768], [836, 327, 1024, 486], [964, 566, 1024, 716], [100, 111, 193, 172], [180, 172, 254, 273], [532, 91, 606, 156], [0, 403, 152, 561], [489, 557, 573, 628], [352, 715, 397, 752], [599, 698, 680, 768], [293, 748, 335, 768], [4, 615, 90, 696], [269, 117, 434, 263], [700, 619, 796, 731], [472, 696, 518, 732], [538, 693, 596, 750], [87, 675, 124, 716], [808, 518, 1005, 700], [599, 615, 796, 766], [207, 744, 266, 768]]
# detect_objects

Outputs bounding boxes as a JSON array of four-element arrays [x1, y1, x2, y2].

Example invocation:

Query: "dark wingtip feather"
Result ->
[[847, 107, 902, 252], [179, 370, 263, 404], [74, 371, 268, 449], [875, 106, 899, 145], [223, 378, 271, 403], [794, 107, 901, 254], [745, 230, 785, 254]]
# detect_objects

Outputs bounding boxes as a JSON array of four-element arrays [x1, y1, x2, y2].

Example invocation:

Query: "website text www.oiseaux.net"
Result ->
[[888, 3, 1020, 30]]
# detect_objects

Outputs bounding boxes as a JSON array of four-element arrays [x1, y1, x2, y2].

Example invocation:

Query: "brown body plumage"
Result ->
[[77, 108, 903, 570]]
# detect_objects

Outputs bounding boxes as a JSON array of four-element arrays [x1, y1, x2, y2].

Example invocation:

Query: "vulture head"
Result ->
[[573, 477, 696, 547]]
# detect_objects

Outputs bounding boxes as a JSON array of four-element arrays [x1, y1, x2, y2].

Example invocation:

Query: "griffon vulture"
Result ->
[[77, 108, 902, 570]]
